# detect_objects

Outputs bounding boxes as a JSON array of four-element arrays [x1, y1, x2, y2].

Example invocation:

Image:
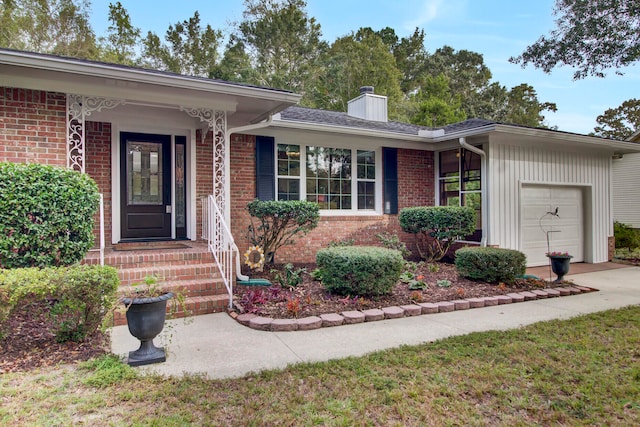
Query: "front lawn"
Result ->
[[1, 306, 639, 425]]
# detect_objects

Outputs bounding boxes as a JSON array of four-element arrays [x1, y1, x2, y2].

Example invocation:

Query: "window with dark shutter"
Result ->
[[255, 136, 275, 200], [383, 147, 398, 214]]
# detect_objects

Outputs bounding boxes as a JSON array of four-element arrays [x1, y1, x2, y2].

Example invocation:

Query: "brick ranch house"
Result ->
[[3, 48, 640, 317]]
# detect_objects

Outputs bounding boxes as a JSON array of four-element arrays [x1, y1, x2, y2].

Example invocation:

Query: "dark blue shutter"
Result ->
[[383, 147, 398, 214], [255, 136, 275, 200]]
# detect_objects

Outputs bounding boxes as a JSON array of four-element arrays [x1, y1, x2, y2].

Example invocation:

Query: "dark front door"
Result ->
[[120, 132, 172, 239]]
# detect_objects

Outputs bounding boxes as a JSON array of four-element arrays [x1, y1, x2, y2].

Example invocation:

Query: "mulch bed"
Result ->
[[234, 262, 557, 319], [0, 301, 110, 374]]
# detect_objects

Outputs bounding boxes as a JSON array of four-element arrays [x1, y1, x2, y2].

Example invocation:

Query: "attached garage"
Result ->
[[520, 185, 584, 266]]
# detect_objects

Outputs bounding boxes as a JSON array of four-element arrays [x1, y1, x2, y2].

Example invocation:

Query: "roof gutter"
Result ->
[[459, 137, 488, 247]]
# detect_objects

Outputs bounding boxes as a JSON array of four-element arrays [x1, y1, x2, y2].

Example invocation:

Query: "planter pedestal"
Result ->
[[548, 256, 573, 282], [122, 293, 173, 366]]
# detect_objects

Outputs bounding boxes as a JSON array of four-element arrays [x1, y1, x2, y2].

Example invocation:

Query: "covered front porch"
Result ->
[[0, 49, 301, 319]]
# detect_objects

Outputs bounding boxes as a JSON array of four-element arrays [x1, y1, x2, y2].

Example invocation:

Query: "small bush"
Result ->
[[376, 232, 411, 259], [271, 263, 305, 288], [614, 221, 640, 251], [0, 162, 100, 268], [316, 246, 403, 296], [247, 199, 319, 260], [0, 265, 119, 342], [455, 247, 526, 284], [399, 206, 476, 262]]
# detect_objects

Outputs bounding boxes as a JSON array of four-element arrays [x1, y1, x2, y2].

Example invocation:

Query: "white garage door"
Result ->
[[521, 186, 584, 266]]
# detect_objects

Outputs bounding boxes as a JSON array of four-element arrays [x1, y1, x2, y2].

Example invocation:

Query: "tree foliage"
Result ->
[[100, 1, 139, 65], [315, 28, 403, 115], [593, 98, 640, 140], [511, 0, 640, 79], [0, 0, 98, 59], [0, 1, 561, 129], [141, 11, 222, 77], [234, 0, 327, 96]]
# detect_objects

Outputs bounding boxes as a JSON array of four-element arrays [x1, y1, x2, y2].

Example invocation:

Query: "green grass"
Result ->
[[2, 306, 639, 426]]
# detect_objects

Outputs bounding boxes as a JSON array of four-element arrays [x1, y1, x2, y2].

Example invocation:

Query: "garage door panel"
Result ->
[[521, 185, 583, 267], [522, 186, 551, 200]]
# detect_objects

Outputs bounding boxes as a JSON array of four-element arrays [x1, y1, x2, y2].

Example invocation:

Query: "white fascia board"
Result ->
[[490, 124, 640, 153], [271, 118, 429, 143], [0, 50, 301, 104]]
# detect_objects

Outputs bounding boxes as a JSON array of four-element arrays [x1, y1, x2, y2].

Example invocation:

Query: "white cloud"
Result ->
[[404, 0, 467, 29]]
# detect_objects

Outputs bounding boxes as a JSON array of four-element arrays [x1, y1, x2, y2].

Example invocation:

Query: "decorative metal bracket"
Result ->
[[180, 107, 228, 212], [67, 94, 125, 172]]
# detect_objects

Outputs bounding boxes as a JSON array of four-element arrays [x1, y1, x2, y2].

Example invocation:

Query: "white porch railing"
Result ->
[[202, 195, 248, 309]]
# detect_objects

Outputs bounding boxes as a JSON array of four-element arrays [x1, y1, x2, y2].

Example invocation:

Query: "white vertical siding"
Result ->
[[612, 153, 640, 228], [488, 136, 611, 263]]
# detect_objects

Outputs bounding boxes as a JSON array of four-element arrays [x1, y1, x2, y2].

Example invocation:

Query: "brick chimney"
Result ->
[[347, 86, 388, 122]]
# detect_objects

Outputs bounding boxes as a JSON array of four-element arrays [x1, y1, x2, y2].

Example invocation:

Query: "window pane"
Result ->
[[357, 150, 375, 179], [307, 146, 352, 210], [277, 144, 300, 177], [278, 178, 300, 201], [439, 149, 459, 177], [127, 141, 163, 205], [358, 181, 375, 210]]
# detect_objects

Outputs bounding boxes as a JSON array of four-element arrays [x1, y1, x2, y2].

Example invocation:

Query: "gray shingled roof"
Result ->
[[280, 106, 499, 136]]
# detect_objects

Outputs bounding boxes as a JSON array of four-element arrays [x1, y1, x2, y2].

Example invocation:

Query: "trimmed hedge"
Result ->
[[399, 206, 476, 262], [614, 221, 640, 250], [0, 162, 100, 268], [455, 246, 526, 284], [316, 246, 403, 296], [0, 265, 119, 342]]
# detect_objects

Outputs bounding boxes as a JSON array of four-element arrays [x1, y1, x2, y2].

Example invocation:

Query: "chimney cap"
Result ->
[[360, 86, 374, 95]]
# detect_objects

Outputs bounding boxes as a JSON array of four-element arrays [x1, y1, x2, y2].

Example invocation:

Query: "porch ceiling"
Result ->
[[0, 49, 301, 127]]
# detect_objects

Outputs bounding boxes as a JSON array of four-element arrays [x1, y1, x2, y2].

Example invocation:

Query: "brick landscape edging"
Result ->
[[228, 286, 597, 332]]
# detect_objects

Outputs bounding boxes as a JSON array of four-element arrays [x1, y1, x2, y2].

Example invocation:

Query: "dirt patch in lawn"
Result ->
[[234, 262, 558, 319]]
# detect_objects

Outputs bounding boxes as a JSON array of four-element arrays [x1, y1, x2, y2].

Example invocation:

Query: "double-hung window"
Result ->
[[276, 143, 378, 213]]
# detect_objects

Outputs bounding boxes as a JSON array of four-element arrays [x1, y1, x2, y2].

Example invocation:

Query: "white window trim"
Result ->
[[275, 143, 383, 216]]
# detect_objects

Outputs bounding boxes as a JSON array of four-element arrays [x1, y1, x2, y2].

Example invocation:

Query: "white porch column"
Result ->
[[66, 94, 125, 172], [179, 107, 228, 223]]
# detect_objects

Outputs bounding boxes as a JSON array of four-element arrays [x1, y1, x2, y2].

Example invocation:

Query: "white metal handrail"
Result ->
[[204, 195, 248, 309]]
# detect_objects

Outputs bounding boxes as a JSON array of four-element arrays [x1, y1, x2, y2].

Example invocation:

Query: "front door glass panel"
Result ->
[[127, 141, 163, 206]]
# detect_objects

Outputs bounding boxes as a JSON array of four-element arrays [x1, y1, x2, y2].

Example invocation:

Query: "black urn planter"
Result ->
[[548, 256, 573, 282], [122, 292, 173, 366]]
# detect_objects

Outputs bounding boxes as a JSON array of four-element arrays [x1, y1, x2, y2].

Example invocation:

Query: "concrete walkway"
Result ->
[[110, 266, 640, 379]]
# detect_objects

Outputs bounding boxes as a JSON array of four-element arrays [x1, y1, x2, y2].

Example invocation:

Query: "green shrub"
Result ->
[[0, 265, 119, 342], [399, 206, 476, 262], [247, 199, 320, 261], [316, 246, 403, 296], [376, 232, 411, 259], [0, 162, 100, 268], [614, 221, 640, 251], [455, 246, 526, 284]]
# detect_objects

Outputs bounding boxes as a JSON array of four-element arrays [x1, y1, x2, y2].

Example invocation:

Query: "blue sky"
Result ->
[[88, 0, 638, 135]]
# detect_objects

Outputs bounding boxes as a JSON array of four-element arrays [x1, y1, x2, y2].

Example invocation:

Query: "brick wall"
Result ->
[[229, 134, 435, 264], [85, 121, 113, 245], [196, 128, 215, 239], [0, 88, 67, 165]]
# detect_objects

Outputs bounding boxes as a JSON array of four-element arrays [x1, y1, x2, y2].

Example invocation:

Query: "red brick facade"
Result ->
[[0, 87, 434, 262], [0, 88, 67, 166], [85, 121, 113, 245], [229, 133, 435, 263]]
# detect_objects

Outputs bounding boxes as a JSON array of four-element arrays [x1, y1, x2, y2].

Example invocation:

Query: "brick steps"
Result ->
[[88, 243, 231, 326]]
